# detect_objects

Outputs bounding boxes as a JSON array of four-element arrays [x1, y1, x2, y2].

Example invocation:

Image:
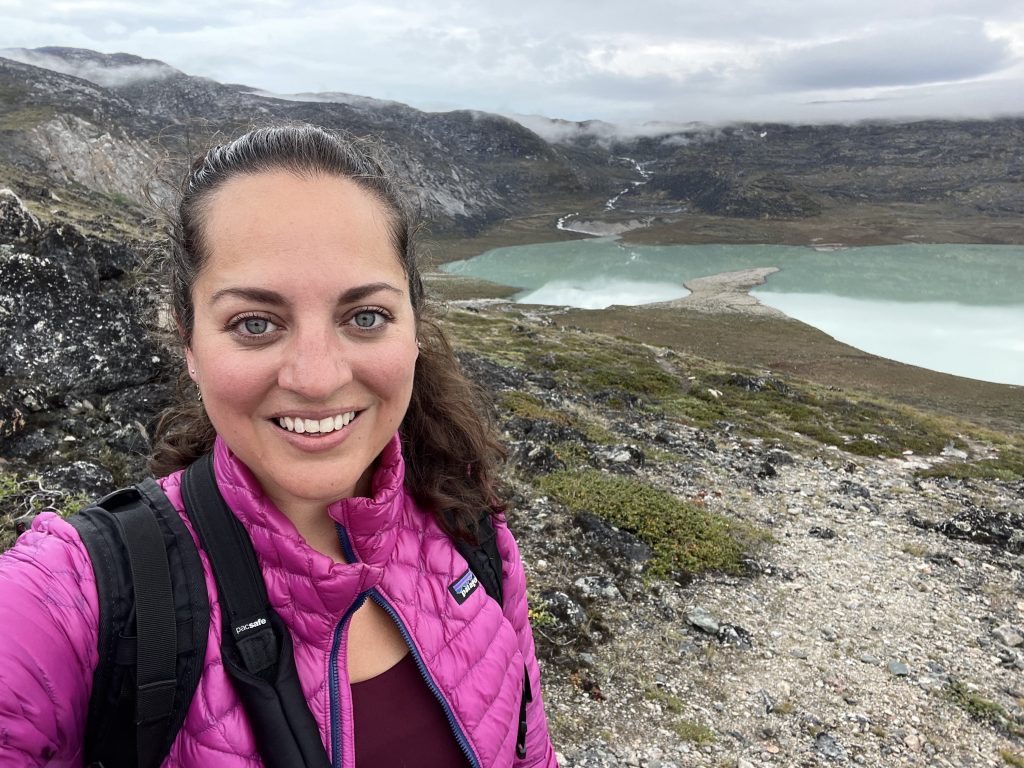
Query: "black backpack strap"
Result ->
[[452, 512, 504, 606], [182, 454, 330, 768], [452, 511, 532, 758], [110, 491, 177, 762], [70, 478, 210, 768]]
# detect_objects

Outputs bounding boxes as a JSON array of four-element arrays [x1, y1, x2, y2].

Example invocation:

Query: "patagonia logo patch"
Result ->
[[449, 569, 480, 605]]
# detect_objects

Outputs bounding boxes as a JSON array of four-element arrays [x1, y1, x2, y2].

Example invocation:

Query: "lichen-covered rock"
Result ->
[[38, 222, 140, 282], [0, 245, 161, 394], [0, 189, 41, 242]]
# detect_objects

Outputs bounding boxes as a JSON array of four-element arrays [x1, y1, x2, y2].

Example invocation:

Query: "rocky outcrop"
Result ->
[[0, 191, 170, 480], [26, 113, 162, 204]]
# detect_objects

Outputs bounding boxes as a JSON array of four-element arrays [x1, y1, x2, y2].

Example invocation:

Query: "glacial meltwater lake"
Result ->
[[441, 240, 1024, 386]]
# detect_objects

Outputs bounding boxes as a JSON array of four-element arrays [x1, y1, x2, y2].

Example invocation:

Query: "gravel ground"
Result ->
[[506, 415, 1023, 768]]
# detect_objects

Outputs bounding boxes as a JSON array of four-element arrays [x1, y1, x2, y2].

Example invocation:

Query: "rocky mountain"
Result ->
[[2, 47, 1023, 244], [0, 47, 625, 236], [617, 120, 1024, 222]]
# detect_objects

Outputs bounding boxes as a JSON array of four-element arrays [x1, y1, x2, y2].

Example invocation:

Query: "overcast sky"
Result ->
[[2, 0, 1023, 126]]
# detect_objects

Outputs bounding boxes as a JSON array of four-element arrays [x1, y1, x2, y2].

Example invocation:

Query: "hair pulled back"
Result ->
[[152, 123, 504, 537]]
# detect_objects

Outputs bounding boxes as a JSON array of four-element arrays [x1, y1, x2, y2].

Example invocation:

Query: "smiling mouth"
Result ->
[[276, 411, 360, 435]]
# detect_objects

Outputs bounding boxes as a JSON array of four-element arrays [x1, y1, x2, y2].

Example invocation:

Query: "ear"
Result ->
[[172, 311, 190, 343], [185, 346, 197, 382]]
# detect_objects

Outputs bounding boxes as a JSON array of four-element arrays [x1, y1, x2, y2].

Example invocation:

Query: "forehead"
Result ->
[[198, 169, 404, 282]]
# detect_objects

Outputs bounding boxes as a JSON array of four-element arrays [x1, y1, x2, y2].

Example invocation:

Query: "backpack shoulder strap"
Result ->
[[69, 478, 210, 768], [182, 454, 330, 768], [451, 512, 504, 606], [451, 511, 534, 759]]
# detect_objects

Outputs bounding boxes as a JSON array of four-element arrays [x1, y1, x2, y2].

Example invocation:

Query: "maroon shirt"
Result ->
[[351, 652, 472, 766]]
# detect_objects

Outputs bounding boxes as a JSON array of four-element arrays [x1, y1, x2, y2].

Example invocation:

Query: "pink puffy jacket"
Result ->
[[0, 434, 557, 767]]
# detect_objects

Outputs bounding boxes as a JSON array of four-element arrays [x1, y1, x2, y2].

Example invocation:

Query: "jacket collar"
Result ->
[[210, 433, 407, 625]]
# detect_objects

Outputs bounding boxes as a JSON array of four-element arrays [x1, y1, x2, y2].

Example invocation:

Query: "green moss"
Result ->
[[549, 441, 594, 471], [528, 337, 680, 400], [440, 310, 537, 368], [670, 720, 715, 743], [1002, 750, 1024, 767], [946, 681, 1006, 723], [666, 371, 960, 458], [0, 106, 57, 131], [945, 681, 1024, 736], [0, 469, 91, 552], [644, 445, 681, 464], [500, 391, 571, 425], [644, 686, 684, 713], [916, 448, 1024, 483], [538, 469, 768, 578], [527, 604, 555, 628]]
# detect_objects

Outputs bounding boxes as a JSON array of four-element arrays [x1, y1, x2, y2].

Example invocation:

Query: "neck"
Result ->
[[273, 496, 348, 563]]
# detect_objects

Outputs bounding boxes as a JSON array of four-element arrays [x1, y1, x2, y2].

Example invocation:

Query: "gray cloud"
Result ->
[[0, 0, 1021, 124], [0, 47, 177, 87], [762, 21, 1014, 90]]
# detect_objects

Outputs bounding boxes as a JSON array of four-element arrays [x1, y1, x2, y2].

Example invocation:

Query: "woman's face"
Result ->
[[185, 170, 418, 516]]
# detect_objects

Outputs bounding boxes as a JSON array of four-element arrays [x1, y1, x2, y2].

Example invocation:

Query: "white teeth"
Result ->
[[277, 412, 357, 434]]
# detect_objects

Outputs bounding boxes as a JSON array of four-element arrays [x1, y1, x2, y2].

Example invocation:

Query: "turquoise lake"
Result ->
[[441, 240, 1024, 386]]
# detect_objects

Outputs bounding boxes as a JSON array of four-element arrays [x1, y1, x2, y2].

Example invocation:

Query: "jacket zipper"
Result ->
[[328, 524, 363, 768], [369, 589, 482, 768], [328, 591, 365, 768], [332, 523, 482, 768]]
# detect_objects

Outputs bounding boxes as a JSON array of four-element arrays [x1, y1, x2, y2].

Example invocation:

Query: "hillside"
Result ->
[[1, 46, 1023, 767], [1, 183, 1023, 767]]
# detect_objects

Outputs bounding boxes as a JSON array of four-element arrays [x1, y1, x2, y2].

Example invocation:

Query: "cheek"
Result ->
[[363, 344, 418, 407], [192, 343, 269, 414]]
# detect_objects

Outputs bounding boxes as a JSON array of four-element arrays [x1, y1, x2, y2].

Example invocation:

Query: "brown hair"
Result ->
[[151, 124, 504, 538]]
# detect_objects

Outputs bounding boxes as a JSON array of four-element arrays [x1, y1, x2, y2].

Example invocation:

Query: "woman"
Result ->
[[0, 124, 557, 767]]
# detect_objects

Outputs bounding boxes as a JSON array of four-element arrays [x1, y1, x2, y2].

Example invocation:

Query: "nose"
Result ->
[[277, 326, 353, 400]]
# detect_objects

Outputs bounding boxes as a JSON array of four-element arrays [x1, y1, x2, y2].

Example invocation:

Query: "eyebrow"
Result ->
[[210, 282, 404, 306]]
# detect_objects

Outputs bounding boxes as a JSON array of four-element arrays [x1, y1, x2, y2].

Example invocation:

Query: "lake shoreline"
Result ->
[[428, 229, 1023, 431], [556, 304, 1023, 432], [429, 274, 1023, 433]]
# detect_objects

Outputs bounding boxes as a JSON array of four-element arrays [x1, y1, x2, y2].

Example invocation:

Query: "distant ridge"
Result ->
[[0, 46, 1022, 244]]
